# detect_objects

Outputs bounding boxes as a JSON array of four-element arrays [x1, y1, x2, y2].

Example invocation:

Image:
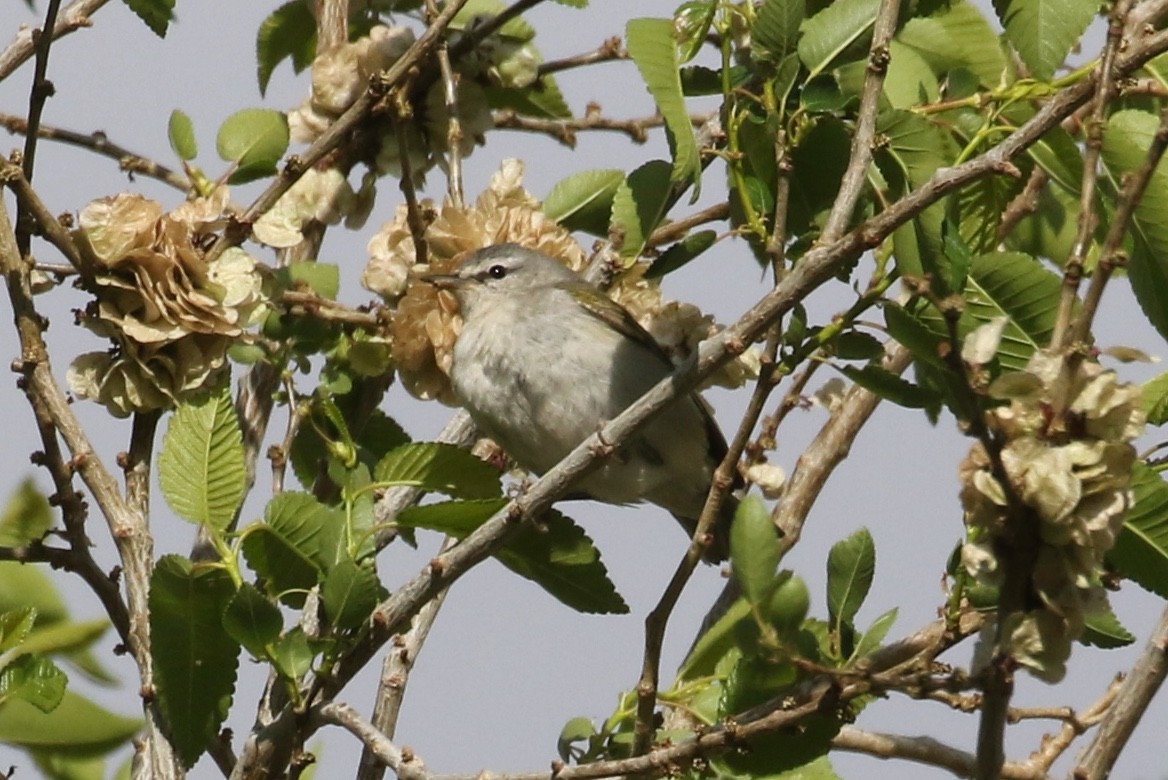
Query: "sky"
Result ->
[[0, 1, 1166, 778]]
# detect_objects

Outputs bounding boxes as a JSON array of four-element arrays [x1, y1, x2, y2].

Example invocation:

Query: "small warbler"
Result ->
[[425, 243, 738, 561]]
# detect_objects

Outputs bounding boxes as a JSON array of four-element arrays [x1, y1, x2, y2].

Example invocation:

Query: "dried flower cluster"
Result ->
[[362, 160, 758, 403], [67, 191, 265, 416], [959, 345, 1143, 681], [253, 167, 376, 248], [286, 23, 495, 184]]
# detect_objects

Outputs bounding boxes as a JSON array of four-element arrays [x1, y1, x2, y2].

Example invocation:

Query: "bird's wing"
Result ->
[[562, 280, 732, 466]]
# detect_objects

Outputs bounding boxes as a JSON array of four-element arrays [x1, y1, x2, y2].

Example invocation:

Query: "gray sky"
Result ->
[[1, 1, 1166, 778]]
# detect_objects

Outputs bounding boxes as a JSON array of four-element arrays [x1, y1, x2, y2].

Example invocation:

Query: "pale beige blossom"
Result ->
[[68, 193, 265, 416], [958, 348, 1143, 681]]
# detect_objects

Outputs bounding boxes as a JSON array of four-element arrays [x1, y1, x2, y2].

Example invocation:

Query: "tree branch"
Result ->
[[1073, 606, 1168, 779]]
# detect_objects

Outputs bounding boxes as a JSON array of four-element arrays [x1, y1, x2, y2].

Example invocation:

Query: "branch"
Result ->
[[1051, 0, 1134, 348], [15, 0, 64, 257], [832, 726, 1049, 779], [775, 344, 912, 551], [0, 0, 108, 82], [0, 187, 180, 777], [820, 0, 901, 243], [1073, 606, 1168, 778], [538, 37, 626, 76], [427, 0, 466, 208], [354, 575, 451, 780], [491, 105, 672, 147], [0, 112, 189, 190]]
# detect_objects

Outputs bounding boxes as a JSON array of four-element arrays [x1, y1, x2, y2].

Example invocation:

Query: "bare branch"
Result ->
[[0, 111, 190, 191], [820, 0, 902, 243], [832, 726, 1050, 779], [1074, 606, 1168, 778], [0, 0, 108, 82]]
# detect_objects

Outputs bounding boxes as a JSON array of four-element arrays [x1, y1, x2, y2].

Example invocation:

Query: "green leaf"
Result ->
[[914, 252, 1062, 371], [373, 442, 502, 499], [256, 0, 318, 96], [826, 528, 875, 632], [874, 40, 939, 110], [395, 497, 508, 536], [838, 364, 940, 408], [321, 560, 381, 630], [0, 477, 52, 547], [159, 383, 246, 531], [216, 108, 289, 184], [543, 169, 624, 236], [502, 509, 628, 614], [276, 262, 341, 300], [18, 618, 108, 660], [647, 230, 718, 278], [674, 2, 716, 63], [754, 0, 805, 62], [1101, 110, 1168, 343], [797, 0, 879, 77], [272, 627, 317, 680], [885, 303, 946, 369], [730, 497, 781, 606], [611, 159, 673, 260], [678, 595, 752, 680], [485, 75, 573, 120], [398, 501, 628, 614], [833, 331, 885, 361], [1142, 371, 1168, 426], [876, 110, 958, 291], [242, 493, 344, 604], [148, 556, 239, 769], [1110, 462, 1168, 599], [626, 18, 700, 190], [0, 607, 37, 652], [851, 607, 897, 660], [0, 564, 114, 684], [121, 0, 174, 37], [1081, 603, 1135, 649], [167, 110, 197, 162], [0, 654, 67, 713], [991, 0, 1097, 81], [0, 690, 139, 755], [897, 0, 1007, 88], [222, 583, 283, 660]]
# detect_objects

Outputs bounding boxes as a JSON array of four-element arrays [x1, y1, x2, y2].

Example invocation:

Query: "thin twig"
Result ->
[[645, 202, 731, 249], [1072, 104, 1168, 344], [426, 0, 465, 208], [1051, 0, 1133, 349], [832, 726, 1049, 779], [16, 0, 64, 257], [0, 0, 108, 82], [0, 188, 180, 777], [537, 36, 626, 76], [819, 0, 902, 243], [355, 542, 453, 780], [0, 112, 189, 190], [1025, 675, 1118, 771], [491, 105, 669, 147], [775, 344, 912, 551]]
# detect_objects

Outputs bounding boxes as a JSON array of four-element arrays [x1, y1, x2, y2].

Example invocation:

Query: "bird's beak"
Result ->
[[417, 271, 465, 290]]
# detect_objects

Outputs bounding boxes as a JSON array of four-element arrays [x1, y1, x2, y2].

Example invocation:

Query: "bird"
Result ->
[[423, 243, 738, 562]]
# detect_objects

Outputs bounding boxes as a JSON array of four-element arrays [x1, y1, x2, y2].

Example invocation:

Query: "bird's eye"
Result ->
[[487, 264, 507, 279]]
